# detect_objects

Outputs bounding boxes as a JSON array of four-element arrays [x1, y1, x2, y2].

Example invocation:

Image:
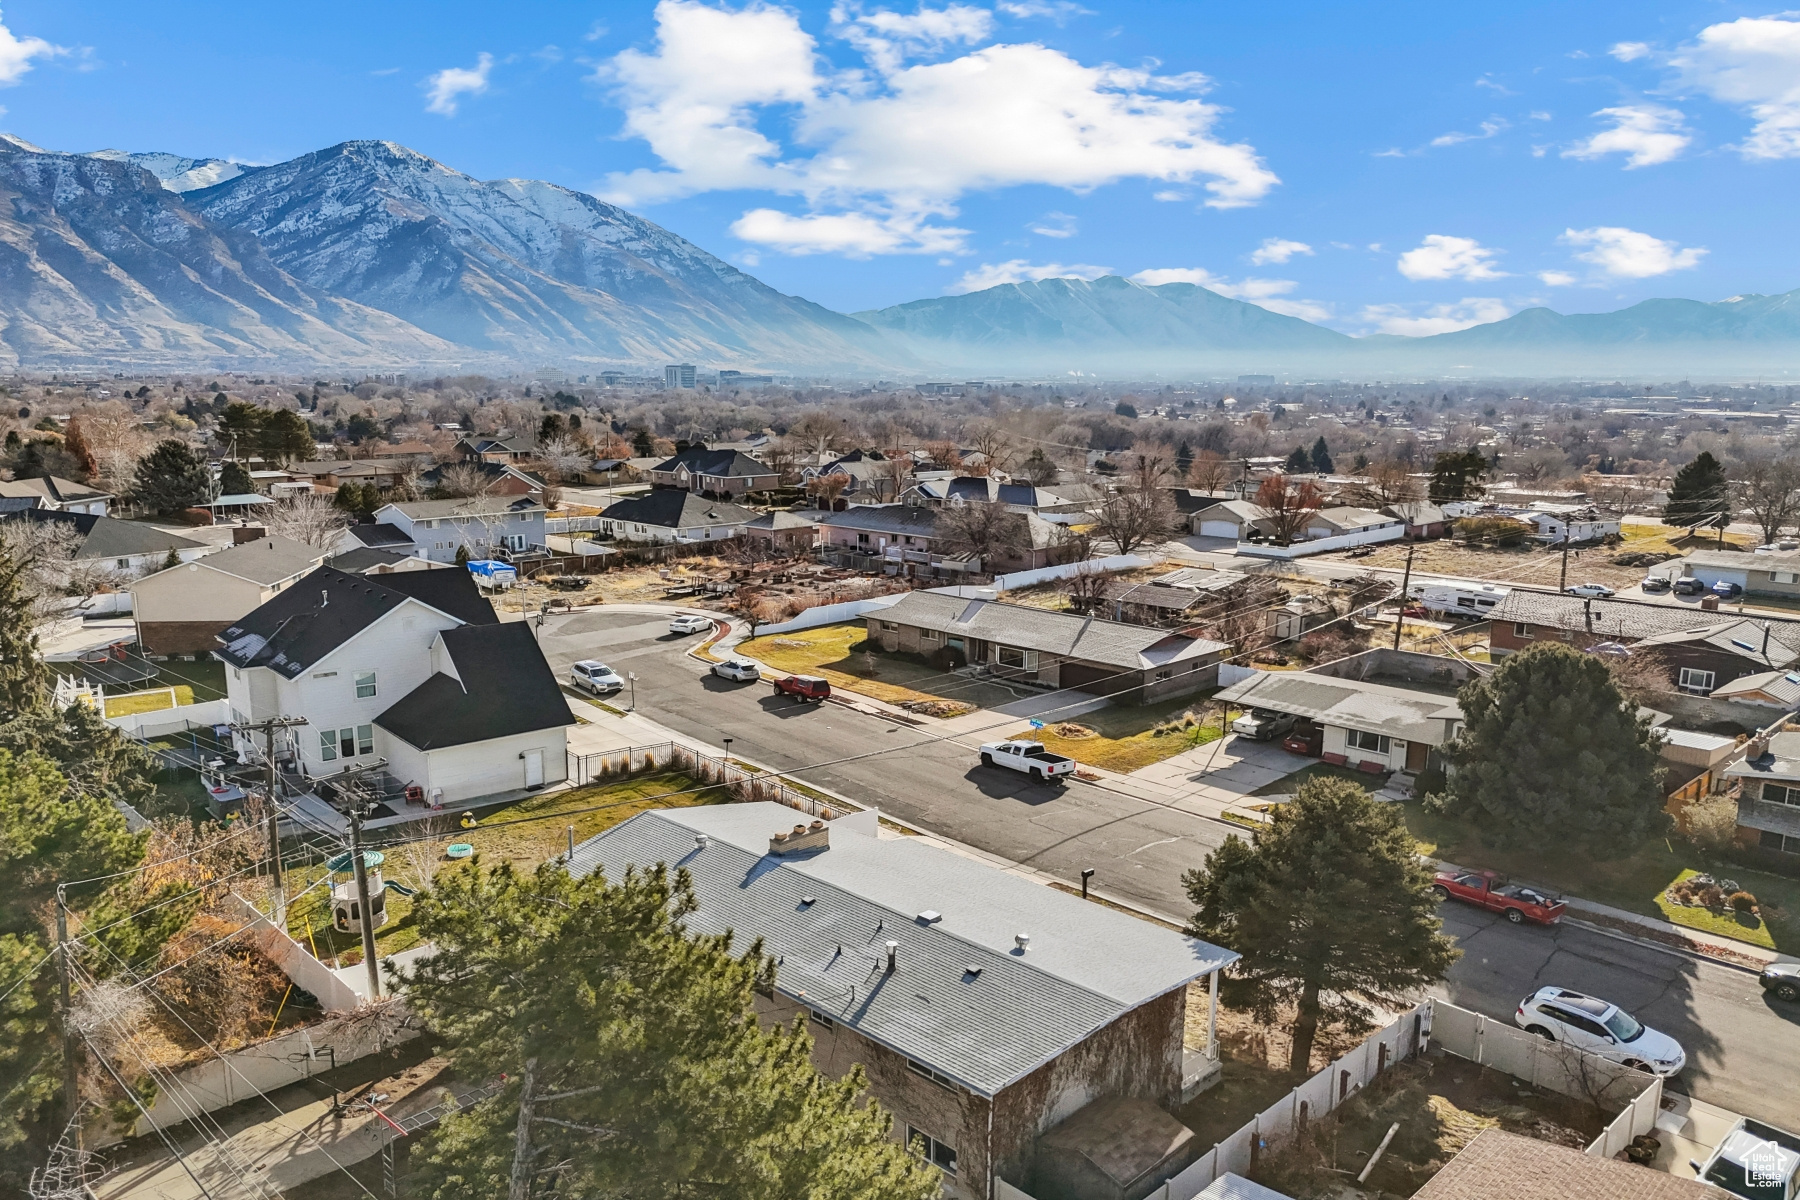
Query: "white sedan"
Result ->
[[711, 659, 761, 682], [668, 614, 715, 635], [1515, 986, 1686, 1075], [1565, 583, 1616, 598], [570, 660, 624, 694]]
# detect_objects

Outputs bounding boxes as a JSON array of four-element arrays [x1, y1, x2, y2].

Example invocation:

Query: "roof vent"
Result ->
[[885, 940, 898, 973], [694, 833, 709, 849], [1014, 932, 1031, 952], [800, 895, 815, 907], [917, 910, 942, 924], [964, 965, 982, 978]]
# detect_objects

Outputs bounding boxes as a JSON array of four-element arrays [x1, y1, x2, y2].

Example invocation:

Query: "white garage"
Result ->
[[1190, 500, 1270, 542]]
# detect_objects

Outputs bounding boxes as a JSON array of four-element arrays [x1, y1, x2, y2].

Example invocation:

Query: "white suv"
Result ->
[[711, 659, 761, 682], [570, 660, 624, 695], [1514, 987, 1686, 1075]]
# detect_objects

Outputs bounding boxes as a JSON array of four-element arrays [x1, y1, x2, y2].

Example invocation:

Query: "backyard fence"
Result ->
[[566, 740, 858, 820], [105, 697, 231, 740], [751, 594, 906, 636], [1234, 524, 1407, 560], [545, 515, 604, 533]]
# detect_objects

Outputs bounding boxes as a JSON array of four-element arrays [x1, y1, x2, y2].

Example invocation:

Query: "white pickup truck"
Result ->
[[978, 740, 1076, 784]]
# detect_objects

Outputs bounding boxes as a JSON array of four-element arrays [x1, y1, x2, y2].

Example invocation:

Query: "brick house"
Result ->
[[867, 591, 1228, 703], [1724, 730, 1800, 859], [567, 803, 1236, 1200], [647, 444, 781, 496], [741, 510, 818, 553]]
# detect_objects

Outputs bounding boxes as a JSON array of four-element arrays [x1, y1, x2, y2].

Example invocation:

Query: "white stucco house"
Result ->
[[373, 497, 548, 564], [215, 566, 573, 804]]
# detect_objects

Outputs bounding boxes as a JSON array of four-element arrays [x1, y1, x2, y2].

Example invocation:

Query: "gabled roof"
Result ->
[[381, 496, 545, 521], [420, 460, 545, 488], [1490, 590, 1800, 643], [1709, 668, 1800, 707], [1216, 670, 1463, 745], [328, 547, 415, 573], [1191, 500, 1271, 524], [216, 566, 496, 677], [649, 445, 776, 478], [376, 622, 574, 750], [599, 489, 758, 529], [568, 804, 1235, 1098], [345, 523, 418, 549], [0, 475, 111, 503], [1385, 500, 1447, 525], [156, 535, 322, 586], [1310, 506, 1400, 531], [743, 510, 818, 531], [816, 504, 939, 537], [5, 509, 204, 559], [457, 434, 535, 455], [1412, 1129, 1716, 1200], [877, 590, 1227, 670], [1632, 618, 1800, 668]]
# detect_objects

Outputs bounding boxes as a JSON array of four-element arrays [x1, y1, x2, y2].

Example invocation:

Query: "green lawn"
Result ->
[[104, 685, 194, 717], [1249, 762, 1382, 798], [1010, 698, 1233, 773], [739, 623, 1026, 711], [1656, 868, 1778, 950], [1405, 803, 1800, 953]]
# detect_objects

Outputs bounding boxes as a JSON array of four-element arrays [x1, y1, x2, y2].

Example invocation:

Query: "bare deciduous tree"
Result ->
[[1186, 449, 1234, 494], [935, 501, 1031, 571], [1733, 453, 1800, 545], [806, 471, 850, 510], [433, 462, 496, 499], [1343, 460, 1421, 508], [920, 439, 962, 470], [264, 490, 352, 550], [537, 435, 589, 484], [1254, 475, 1324, 545], [1094, 480, 1178, 554]]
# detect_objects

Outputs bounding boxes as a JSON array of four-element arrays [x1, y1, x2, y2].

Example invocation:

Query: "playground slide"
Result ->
[[382, 880, 417, 897]]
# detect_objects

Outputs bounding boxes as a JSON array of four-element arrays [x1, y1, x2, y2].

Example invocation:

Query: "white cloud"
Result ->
[[423, 52, 493, 115], [1248, 237, 1312, 265], [1373, 147, 1406, 157], [949, 259, 1112, 292], [1673, 15, 1800, 159], [1396, 234, 1506, 281], [1030, 210, 1077, 238], [1361, 298, 1510, 336], [598, 0, 1277, 256], [1537, 270, 1578, 286], [1474, 75, 1514, 95], [1528, 110, 1552, 121], [1610, 41, 1652, 62], [731, 207, 969, 256], [1129, 267, 1330, 320], [1561, 104, 1689, 167], [996, 0, 1091, 21], [1430, 118, 1507, 147], [0, 11, 63, 86], [1151, 189, 1186, 201], [1561, 226, 1706, 277]]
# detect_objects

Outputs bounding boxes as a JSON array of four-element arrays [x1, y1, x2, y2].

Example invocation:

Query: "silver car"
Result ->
[[711, 659, 761, 682], [570, 660, 624, 694]]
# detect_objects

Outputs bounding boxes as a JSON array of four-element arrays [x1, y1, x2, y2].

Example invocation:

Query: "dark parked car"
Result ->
[[1763, 962, 1800, 1004], [1673, 577, 1707, 596], [1640, 575, 1672, 593], [772, 674, 831, 702], [1712, 580, 1744, 598]]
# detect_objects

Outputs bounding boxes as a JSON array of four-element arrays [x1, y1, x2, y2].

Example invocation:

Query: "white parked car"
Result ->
[[1565, 583, 1615, 598], [570, 660, 624, 695], [1514, 987, 1686, 1075], [668, 614, 714, 635], [711, 659, 761, 682]]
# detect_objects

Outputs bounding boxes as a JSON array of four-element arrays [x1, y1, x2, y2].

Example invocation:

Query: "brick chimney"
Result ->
[[769, 820, 829, 856]]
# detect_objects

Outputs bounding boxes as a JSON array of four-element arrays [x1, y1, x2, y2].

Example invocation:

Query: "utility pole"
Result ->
[[1392, 542, 1415, 651], [1559, 540, 1571, 593], [347, 801, 382, 1002], [508, 1057, 539, 1200], [56, 886, 77, 1118], [231, 716, 309, 925]]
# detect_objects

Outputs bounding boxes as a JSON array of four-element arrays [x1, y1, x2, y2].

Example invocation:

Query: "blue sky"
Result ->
[[5, 1, 1799, 332]]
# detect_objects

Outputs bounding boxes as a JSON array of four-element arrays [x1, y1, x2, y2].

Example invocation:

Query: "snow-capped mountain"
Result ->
[[84, 149, 249, 192], [0, 142, 466, 369], [187, 140, 904, 370]]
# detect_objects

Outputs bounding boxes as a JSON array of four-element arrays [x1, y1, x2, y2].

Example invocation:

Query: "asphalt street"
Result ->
[[537, 608, 1800, 1131]]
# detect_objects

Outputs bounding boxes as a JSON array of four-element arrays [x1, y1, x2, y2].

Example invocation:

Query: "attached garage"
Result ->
[[1199, 519, 1241, 539], [1689, 564, 1749, 591]]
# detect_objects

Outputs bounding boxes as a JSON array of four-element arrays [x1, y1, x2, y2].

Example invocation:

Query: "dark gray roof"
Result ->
[[650, 445, 777, 478], [599, 489, 757, 529], [327, 547, 414, 573], [5, 509, 204, 559], [1632, 618, 1800, 668], [816, 504, 939, 537], [216, 566, 496, 677], [346, 522, 418, 549], [567, 804, 1234, 1097], [1103, 581, 1208, 611], [376, 622, 573, 750], [180, 535, 322, 585], [1489, 590, 1800, 642], [877, 591, 1226, 670]]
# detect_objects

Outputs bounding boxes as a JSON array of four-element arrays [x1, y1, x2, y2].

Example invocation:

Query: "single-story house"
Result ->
[[1100, 568, 1248, 624], [217, 565, 571, 802], [646, 445, 781, 496], [1678, 546, 1800, 600], [1302, 506, 1405, 542], [1487, 591, 1751, 655], [900, 476, 1096, 515], [1708, 668, 1800, 709], [455, 434, 536, 464], [1726, 730, 1800, 857], [1383, 500, 1450, 540], [1519, 507, 1621, 544], [374, 497, 548, 563], [741, 510, 818, 553], [129, 534, 327, 654], [820, 504, 1070, 574], [1215, 670, 1464, 774], [867, 591, 1229, 703], [567, 802, 1237, 1200], [597, 490, 757, 543], [3, 508, 209, 574], [1188, 500, 1271, 541], [0, 475, 111, 515], [1628, 618, 1799, 695], [286, 458, 422, 491], [420, 460, 549, 502]]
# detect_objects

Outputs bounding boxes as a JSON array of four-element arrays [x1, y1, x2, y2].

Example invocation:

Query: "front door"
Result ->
[[1405, 741, 1428, 772], [523, 749, 545, 789]]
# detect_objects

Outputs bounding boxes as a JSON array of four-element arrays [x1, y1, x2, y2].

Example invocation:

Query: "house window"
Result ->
[[340, 728, 357, 758], [880, 621, 899, 632], [1347, 730, 1391, 754], [116, 558, 130, 569], [1152, 669, 1172, 683], [920, 629, 940, 642], [1765, 783, 1800, 806], [357, 725, 373, 756], [1677, 668, 1715, 694], [354, 670, 377, 699], [1513, 623, 1532, 638], [808, 1009, 834, 1029], [996, 645, 1027, 669], [907, 1060, 957, 1090], [319, 731, 338, 762], [907, 1127, 957, 1175], [1759, 830, 1800, 854], [1772, 571, 1798, 585]]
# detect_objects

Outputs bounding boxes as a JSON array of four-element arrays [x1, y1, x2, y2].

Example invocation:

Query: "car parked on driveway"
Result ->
[[1433, 869, 1565, 925], [1640, 575, 1672, 593], [1514, 986, 1686, 1075], [1673, 576, 1708, 595], [773, 674, 831, 702], [711, 659, 761, 682], [1565, 583, 1615, 598], [1713, 580, 1744, 598], [669, 614, 715, 635], [1762, 961, 1800, 1004], [569, 660, 624, 695], [1231, 709, 1298, 741]]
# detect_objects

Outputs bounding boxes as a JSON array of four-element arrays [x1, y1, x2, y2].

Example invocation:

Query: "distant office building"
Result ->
[[1238, 374, 1276, 386], [718, 369, 774, 385], [665, 363, 697, 389]]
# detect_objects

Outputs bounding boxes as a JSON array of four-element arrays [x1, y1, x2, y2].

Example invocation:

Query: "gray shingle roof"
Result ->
[[816, 504, 939, 537], [0, 475, 111, 503], [650, 446, 776, 478], [567, 804, 1234, 1097], [384, 496, 544, 520], [599, 489, 758, 529], [1216, 671, 1463, 745], [877, 591, 1227, 669], [1487, 590, 1800, 642], [180, 535, 323, 585], [6, 509, 203, 559], [1632, 618, 1800, 668], [1710, 668, 1800, 706], [1682, 547, 1800, 572]]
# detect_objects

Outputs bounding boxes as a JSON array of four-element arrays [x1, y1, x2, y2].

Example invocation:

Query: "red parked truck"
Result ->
[[772, 674, 831, 703], [1432, 869, 1566, 926]]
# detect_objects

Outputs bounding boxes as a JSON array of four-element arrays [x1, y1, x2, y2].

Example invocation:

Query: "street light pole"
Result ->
[[627, 671, 637, 712]]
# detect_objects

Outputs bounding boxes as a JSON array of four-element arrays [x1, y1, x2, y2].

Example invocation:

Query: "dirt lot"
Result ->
[[1314, 523, 1757, 591]]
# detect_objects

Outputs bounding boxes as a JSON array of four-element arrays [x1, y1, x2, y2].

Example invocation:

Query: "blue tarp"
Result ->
[[466, 559, 518, 581]]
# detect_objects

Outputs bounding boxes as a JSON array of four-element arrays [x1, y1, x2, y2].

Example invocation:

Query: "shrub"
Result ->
[[1682, 794, 1740, 853], [1454, 516, 1530, 547], [1729, 891, 1758, 913], [1697, 883, 1726, 909]]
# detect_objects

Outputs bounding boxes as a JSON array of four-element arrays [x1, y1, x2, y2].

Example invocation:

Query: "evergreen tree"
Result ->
[[1663, 451, 1731, 531], [1019, 447, 1059, 486], [218, 460, 254, 496], [403, 860, 940, 1200], [1114, 400, 1138, 418], [0, 544, 44, 716], [216, 402, 264, 453], [130, 439, 211, 514], [1310, 436, 1334, 474], [1285, 445, 1310, 472], [1427, 449, 1488, 501], [1175, 440, 1194, 477], [1433, 643, 1667, 851], [161, 547, 180, 571], [631, 428, 656, 457], [258, 409, 316, 463], [1185, 777, 1458, 1072], [454, 543, 471, 567]]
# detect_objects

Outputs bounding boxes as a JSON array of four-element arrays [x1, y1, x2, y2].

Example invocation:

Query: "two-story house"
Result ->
[[646, 445, 781, 496], [0, 475, 112, 514], [1725, 731, 1800, 859], [373, 497, 547, 563], [129, 534, 327, 654], [216, 566, 572, 802]]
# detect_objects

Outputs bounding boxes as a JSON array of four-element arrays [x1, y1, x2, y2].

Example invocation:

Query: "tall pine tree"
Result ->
[[1663, 451, 1731, 531], [130, 439, 211, 514], [1310, 436, 1334, 474]]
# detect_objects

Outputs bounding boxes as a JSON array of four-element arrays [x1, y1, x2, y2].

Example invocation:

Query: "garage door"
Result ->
[[1694, 566, 1749, 589], [1199, 520, 1240, 539]]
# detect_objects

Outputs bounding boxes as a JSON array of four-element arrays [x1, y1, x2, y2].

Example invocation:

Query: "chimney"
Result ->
[[232, 525, 267, 545], [769, 820, 829, 856], [885, 940, 898, 973]]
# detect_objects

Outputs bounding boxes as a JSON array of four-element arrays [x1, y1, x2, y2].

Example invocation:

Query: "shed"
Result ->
[[1032, 1097, 1197, 1200]]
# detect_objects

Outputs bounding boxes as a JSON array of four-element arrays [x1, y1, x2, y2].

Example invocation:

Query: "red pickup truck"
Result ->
[[1432, 869, 1566, 926], [772, 674, 831, 702]]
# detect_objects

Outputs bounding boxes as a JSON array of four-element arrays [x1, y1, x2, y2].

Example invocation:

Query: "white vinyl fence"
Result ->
[[104, 697, 231, 739], [546, 515, 604, 534], [991, 554, 1160, 590], [1234, 525, 1405, 560], [750, 593, 906, 635]]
